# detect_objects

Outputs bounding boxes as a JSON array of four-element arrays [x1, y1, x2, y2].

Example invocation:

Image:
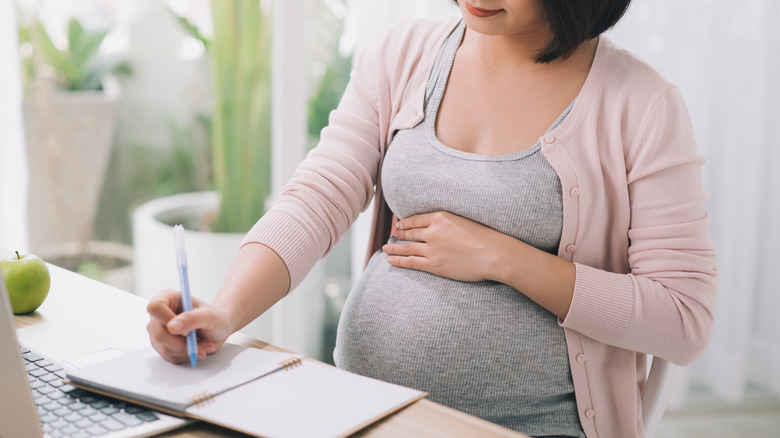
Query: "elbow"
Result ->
[[673, 331, 711, 366], [668, 293, 716, 366]]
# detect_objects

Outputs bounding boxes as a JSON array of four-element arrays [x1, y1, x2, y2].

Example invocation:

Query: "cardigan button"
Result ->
[[544, 134, 556, 144], [565, 244, 577, 253], [576, 354, 586, 364], [570, 187, 580, 197], [585, 409, 595, 418]]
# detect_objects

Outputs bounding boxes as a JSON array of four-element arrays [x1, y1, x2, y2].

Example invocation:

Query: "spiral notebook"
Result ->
[[65, 343, 426, 438]]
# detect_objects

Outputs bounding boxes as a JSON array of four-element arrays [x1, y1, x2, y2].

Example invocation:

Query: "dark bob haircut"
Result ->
[[452, 0, 632, 63]]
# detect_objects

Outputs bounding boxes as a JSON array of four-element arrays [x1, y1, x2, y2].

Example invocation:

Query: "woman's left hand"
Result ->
[[383, 211, 505, 282]]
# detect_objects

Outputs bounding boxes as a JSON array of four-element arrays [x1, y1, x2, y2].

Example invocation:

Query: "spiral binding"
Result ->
[[189, 390, 215, 408], [280, 357, 303, 371]]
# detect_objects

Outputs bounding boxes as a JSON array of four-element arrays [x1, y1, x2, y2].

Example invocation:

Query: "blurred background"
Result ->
[[1, 1, 778, 436]]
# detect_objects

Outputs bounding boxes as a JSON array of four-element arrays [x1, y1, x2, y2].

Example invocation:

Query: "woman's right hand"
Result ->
[[146, 289, 233, 364]]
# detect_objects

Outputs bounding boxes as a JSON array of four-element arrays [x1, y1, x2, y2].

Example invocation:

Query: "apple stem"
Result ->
[[15, 251, 21, 260]]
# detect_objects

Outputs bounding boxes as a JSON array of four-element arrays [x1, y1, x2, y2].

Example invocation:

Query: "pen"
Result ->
[[173, 224, 198, 367]]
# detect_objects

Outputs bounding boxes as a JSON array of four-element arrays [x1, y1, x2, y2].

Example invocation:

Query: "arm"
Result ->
[[562, 86, 717, 365], [148, 42, 384, 364], [211, 243, 290, 333], [146, 244, 289, 364]]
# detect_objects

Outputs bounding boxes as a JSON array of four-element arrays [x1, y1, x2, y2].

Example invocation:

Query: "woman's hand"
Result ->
[[382, 211, 505, 282], [146, 289, 233, 364], [384, 211, 576, 318]]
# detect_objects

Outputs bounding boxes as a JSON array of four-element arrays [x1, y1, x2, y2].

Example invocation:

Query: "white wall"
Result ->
[[0, 0, 29, 253]]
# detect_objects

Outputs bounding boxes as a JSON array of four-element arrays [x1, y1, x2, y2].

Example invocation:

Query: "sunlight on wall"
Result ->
[[0, 0, 29, 252]]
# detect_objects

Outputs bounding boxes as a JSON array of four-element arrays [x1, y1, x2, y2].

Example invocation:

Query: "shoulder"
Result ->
[[375, 17, 461, 59], [355, 18, 461, 87], [589, 39, 700, 170], [348, 17, 460, 126], [594, 37, 679, 104], [584, 38, 693, 149]]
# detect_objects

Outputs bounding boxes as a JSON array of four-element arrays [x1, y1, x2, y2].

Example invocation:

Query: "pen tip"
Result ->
[[190, 354, 198, 368]]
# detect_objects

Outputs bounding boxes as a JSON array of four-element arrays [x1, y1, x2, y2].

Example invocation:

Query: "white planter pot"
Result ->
[[132, 191, 324, 358], [38, 240, 135, 292], [23, 79, 120, 252]]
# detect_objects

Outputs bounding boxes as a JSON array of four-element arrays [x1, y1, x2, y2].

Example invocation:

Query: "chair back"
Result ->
[[642, 356, 679, 437]]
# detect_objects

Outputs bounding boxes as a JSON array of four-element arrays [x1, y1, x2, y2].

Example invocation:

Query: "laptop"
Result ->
[[0, 265, 190, 438]]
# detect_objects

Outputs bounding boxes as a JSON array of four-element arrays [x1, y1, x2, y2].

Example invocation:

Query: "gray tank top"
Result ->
[[334, 21, 585, 437]]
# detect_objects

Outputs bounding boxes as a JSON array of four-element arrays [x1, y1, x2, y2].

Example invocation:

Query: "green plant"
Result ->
[[171, 1, 272, 233], [18, 18, 131, 92], [209, 0, 273, 233], [127, 117, 212, 206], [172, 2, 350, 234]]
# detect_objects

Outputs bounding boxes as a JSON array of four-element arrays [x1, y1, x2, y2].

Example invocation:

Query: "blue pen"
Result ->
[[173, 224, 198, 367]]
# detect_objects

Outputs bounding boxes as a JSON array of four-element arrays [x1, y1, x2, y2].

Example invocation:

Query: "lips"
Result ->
[[464, 2, 503, 18]]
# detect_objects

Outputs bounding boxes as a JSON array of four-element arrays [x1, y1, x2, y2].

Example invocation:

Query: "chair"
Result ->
[[642, 356, 679, 438]]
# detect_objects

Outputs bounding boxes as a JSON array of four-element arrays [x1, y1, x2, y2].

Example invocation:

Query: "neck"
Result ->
[[461, 24, 552, 71], [461, 26, 598, 77]]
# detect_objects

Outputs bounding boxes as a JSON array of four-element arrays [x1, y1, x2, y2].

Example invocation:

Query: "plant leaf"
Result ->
[[67, 19, 109, 89], [33, 22, 68, 79]]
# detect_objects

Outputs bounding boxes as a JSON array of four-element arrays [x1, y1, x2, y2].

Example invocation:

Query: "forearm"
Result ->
[[489, 233, 575, 320], [211, 243, 291, 334]]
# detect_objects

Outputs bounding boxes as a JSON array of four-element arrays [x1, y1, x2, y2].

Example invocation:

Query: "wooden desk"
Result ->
[[14, 265, 527, 438]]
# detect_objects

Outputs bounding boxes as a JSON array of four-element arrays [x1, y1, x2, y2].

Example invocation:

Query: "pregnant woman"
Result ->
[[147, 2, 718, 437]]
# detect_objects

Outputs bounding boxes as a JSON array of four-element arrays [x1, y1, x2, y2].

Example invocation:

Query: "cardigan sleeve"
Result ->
[[563, 86, 718, 366], [241, 44, 383, 291]]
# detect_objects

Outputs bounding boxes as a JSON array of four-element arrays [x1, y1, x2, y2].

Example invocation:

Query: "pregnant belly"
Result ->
[[333, 251, 571, 419]]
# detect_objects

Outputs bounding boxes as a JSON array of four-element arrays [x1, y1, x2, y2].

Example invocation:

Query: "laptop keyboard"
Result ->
[[21, 344, 161, 438]]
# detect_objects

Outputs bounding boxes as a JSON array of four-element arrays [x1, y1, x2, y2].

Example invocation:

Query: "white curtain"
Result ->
[[0, 0, 29, 253], [607, 0, 780, 403], [343, 0, 458, 52]]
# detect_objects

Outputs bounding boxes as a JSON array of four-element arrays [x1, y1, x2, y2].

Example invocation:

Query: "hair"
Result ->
[[451, 0, 632, 63]]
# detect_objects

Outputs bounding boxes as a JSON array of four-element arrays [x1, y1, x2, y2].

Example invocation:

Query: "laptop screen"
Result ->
[[0, 266, 45, 438]]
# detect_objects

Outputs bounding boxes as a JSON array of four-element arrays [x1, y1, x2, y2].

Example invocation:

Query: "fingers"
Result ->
[[393, 224, 429, 242], [394, 212, 456, 241], [382, 242, 426, 257], [395, 212, 435, 230], [146, 289, 181, 322], [394, 227, 420, 242], [167, 307, 213, 336], [146, 289, 206, 364], [383, 242, 431, 272], [386, 254, 430, 271], [147, 317, 188, 364]]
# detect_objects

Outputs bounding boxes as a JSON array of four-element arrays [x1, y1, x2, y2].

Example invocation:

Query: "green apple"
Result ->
[[1, 251, 51, 314]]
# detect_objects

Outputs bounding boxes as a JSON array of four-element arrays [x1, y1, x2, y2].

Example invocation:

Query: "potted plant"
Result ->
[[132, 0, 271, 292], [18, 15, 133, 290]]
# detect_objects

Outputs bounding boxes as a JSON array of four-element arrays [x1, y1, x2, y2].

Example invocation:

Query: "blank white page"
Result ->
[[190, 359, 426, 438], [67, 343, 296, 412]]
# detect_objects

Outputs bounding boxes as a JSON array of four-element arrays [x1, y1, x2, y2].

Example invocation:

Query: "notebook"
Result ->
[[0, 266, 189, 438], [64, 342, 427, 438]]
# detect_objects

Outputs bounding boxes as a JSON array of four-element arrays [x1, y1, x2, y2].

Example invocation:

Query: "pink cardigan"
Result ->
[[244, 18, 717, 437]]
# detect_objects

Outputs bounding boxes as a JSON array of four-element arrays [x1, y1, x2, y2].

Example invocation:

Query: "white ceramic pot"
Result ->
[[37, 240, 135, 292], [132, 191, 324, 358], [23, 79, 120, 252]]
